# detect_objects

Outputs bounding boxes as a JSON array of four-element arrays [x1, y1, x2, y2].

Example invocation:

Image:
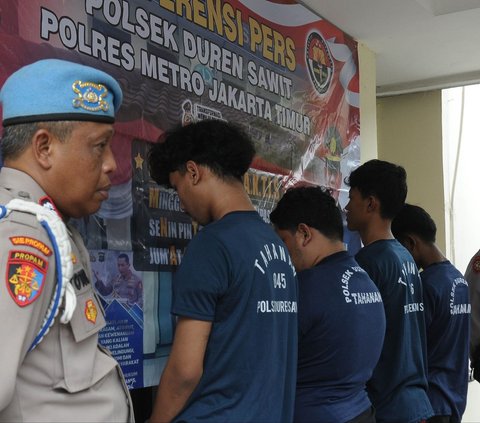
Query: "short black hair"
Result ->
[[391, 203, 437, 243], [270, 186, 343, 242], [346, 159, 407, 219], [117, 253, 130, 264], [148, 120, 255, 187]]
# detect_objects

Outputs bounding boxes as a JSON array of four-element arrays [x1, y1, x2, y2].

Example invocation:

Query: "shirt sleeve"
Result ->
[[171, 230, 229, 321], [0, 220, 56, 412]]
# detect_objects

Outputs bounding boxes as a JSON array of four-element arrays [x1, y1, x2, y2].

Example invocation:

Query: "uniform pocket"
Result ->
[[54, 286, 116, 393]]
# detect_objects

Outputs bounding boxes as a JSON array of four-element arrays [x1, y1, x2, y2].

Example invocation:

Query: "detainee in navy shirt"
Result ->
[[345, 160, 433, 423], [271, 186, 385, 423], [295, 251, 385, 423], [172, 211, 298, 423], [355, 240, 432, 422], [421, 262, 470, 421], [393, 204, 470, 422], [148, 120, 298, 423]]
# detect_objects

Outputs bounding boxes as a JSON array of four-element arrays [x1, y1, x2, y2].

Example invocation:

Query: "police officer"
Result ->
[[0, 59, 133, 422], [466, 249, 480, 381]]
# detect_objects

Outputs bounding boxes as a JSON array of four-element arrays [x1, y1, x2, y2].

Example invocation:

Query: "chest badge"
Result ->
[[85, 299, 98, 324]]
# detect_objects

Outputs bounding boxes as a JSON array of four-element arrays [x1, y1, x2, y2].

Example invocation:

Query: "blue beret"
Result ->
[[0, 59, 123, 126]]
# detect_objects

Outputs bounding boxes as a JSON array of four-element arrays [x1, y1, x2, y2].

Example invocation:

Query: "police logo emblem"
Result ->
[[306, 32, 334, 95], [6, 250, 48, 307], [72, 81, 109, 112]]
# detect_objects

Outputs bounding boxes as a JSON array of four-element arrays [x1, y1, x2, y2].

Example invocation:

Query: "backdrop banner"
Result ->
[[0, 0, 361, 388]]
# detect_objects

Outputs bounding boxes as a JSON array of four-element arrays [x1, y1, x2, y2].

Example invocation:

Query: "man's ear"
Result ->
[[401, 234, 416, 253], [185, 160, 201, 185], [32, 128, 54, 169], [367, 195, 379, 212], [297, 223, 313, 246]]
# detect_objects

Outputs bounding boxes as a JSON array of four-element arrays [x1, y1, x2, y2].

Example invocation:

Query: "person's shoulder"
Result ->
[[0, 205, 52, 241], [466, 250, 480, 279], [355, 240, 389, 262]]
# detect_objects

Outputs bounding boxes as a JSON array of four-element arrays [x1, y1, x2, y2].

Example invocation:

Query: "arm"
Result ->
[[150, 316, 212, 423], [93, 270, 113, 296], [0, 227, 56, 411]]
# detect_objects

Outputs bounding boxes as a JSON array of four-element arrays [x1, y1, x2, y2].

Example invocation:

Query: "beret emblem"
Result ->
[[72, 80, 109, 112]]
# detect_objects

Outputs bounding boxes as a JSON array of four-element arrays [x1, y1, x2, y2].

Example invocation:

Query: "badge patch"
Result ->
[[9, 236, 52, 256], [72, 81, 109, 112], [6, 250, 48, 307], [473, 256, 480, 273], [85, 299, 98, 323]]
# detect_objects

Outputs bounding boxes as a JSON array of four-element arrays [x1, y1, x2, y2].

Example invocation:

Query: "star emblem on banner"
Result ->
[[134, 153, 144, 170]]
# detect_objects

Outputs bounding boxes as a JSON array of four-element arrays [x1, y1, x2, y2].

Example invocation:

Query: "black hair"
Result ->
[[270, 186, 344, 242], [148, 119, 255, 187], [117, 253, 130, 264], [391, 203, 437, 243], [345, 159, 407, 219]]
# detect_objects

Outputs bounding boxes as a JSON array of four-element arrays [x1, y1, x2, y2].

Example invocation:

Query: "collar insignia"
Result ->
[[72, 81, 109, 112], [6, 250, 48, 307], [38, 196, 61, 217], [85, 299, 98, 323]]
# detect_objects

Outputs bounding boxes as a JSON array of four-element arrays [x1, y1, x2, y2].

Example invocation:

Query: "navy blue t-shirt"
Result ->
[[295, 251, 386, 423], [171, 211, 298, 423], [355, 239, 433, 423], [421, 261, 470, 422]]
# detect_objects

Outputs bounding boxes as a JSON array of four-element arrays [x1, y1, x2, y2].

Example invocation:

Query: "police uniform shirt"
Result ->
[[466, 249, 480, 358], [0, 168, 133, 422]]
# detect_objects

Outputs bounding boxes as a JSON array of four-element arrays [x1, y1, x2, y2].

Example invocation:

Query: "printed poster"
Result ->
[[0, 0, 361, 387]]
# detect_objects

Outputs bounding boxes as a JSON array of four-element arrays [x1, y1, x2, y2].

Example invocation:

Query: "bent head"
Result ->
[[391, 203, 437, 265], [270, 186, 343, 271], [148, 119, 255, 224]]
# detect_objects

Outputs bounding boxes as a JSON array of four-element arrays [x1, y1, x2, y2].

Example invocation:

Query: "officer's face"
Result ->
[[117, 258, 130, 275], [49, 121, 117, 219]]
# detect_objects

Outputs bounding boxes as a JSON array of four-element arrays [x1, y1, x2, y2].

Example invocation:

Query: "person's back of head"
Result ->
[[346, 159, 407, 219], [270, 185, 343, 242], [148, 119, 255, 187], [391, 203, 437, 244]]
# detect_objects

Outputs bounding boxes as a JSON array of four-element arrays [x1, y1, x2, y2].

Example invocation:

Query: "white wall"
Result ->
[[442, 85, 480, 273]]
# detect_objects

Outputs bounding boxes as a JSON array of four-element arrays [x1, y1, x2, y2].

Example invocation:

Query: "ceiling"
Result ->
[[299, 0, 480, 96]]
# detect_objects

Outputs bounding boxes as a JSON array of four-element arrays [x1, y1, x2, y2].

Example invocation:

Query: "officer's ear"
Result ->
[[32, 128, 54, 169]]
